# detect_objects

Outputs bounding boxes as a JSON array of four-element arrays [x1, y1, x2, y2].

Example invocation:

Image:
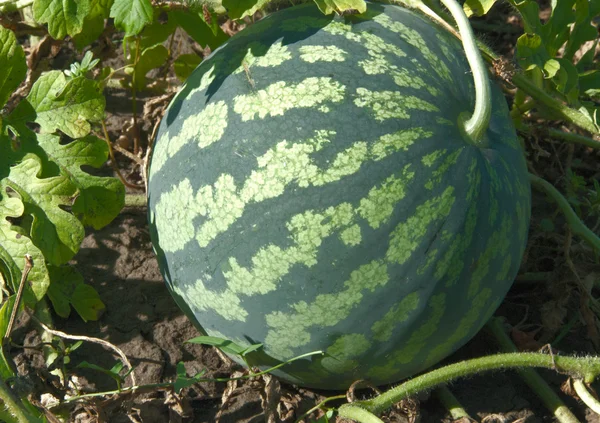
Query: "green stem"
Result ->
[[0, 377, 39, 423], [124, 194, 147, 208], [529, 173, 600, 254], [487, 318, 581, 423], [438, 0, 491, 144], [294, 395, 346, 423], [546, 128, 600, 150], [337, 405, 385, 423], [337, 352, 600, 417], [573, 379, 600, 414], [434, 385, 471, 420]]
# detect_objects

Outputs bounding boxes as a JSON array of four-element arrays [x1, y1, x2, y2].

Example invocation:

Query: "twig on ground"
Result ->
[[31, 316, 137, 387]]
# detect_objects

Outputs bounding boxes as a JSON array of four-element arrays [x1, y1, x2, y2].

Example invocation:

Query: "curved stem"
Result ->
[[435, 385, 471, 420], [487, 317, 581, 423], [337, 405, 385, 423], [439, 0, 491, 144], [573, 379, 600, 415], [0, 377, 39, 423], [337, 352, 600, 417], [529, 173, 600, 254]]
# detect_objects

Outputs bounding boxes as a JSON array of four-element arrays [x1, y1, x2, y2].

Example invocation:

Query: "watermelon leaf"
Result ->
[[32, 0, 91, 39], [8, 71, 105, 139], [0, 28, 27, 109], [72, 0, 115, 50], [110, 0, 153, 36], [174, 54, 202, 81], [463, 0, 497, 17], [312, 0, 367, 14], [174, 362, 206, 394], [186, 335, 263, 357], [46, 265, 105, 321]]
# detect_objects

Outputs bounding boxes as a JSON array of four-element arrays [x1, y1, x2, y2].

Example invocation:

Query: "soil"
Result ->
[[5, 1, 600, 422]]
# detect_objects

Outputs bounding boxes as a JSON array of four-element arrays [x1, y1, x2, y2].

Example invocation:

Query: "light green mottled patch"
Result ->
[[224, 203, 355, 298], [235, 41, 292, 73], [234, 77, 345, 121], [417, 248, 438, 275], [172, 274, 248, 321], [393, 293, 446, 364], [323, 21, 361, 42], [370, 293, 445, 379], [299, 45, 347, 63], [340, 224, 362, 246], [358, 165, 415, 229], [371, 128, 433, 161], [372, 13, 452, 82], [196, 174, 245, 248], [498, 254, 512, 281], [150, 132, 170, 177], [468, 214, 511, 298], [436, 33, 460, 67], [425, 149, 462, 190], [391, 67, 440, 96], [359, 53, 391, 75], [265, 260, 389, 358], [322, 333, 371, 373], [386, 186, 455, 265], [186, 64, 217, 98], [355, 88, 439, 121], [371, 292, 420, 342], [281, 15, 331, 32], [311, 142, 369, 186], [443, 177, 479, 287], [422, 149, 447, 167], [154, 179, 197, 253], [425, 288, 491, 367], [168, 101, 228, 156], [436, 117, 454, 126], [193, 128, 430, 248], [360, 32, 406, 58]]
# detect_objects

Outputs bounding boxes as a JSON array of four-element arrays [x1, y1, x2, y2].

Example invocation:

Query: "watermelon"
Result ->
[[147, 1, 531, 389]]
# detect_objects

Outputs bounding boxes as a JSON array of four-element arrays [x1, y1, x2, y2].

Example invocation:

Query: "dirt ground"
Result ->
[[6, 1, 600, 422]]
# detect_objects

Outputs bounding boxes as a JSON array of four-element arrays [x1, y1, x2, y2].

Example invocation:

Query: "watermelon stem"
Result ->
[[529, 173, 600, 255], [338, 351, 600, 419], [439, 0, 491, 145], [337, 405, 385, 423]]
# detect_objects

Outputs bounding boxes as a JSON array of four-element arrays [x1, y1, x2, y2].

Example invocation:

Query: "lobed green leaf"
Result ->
[[33, 0, 91, 39], [110, 0, 153, 36], [0, 27, 27, 109], [312, 0, 367, 14], [9, 72, 105, 139], [47, 265, 105, 321]]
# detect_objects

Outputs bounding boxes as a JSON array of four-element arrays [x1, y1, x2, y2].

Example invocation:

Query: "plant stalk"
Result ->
[[438, 0, 491, 144], [487, 318, 581, 423], [337, 405, 385, 423], [529, 173, 600, 255], [337, 352, 600, 417], [573, 379, 600, 415], [0, 376, 39, 423]]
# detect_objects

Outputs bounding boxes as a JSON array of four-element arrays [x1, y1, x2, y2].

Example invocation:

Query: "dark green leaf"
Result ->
[[73, 0, 115, 50], [33, 0, 91, 39], [313, 0, 367, 14], [174, 361, 206, 394], [174, 54, 202, 81], [463, 0, 497, 17], [110, 0, 153, 36], [169, 9, 228, 50], [132, 44, 169, 90], [185, 335, 248, 356], [0, 27, 27, 109], [37, 134, 124, 230], [0, 296, 17, 379], [72, 283, 105, 321], [2, 156, 84, 265], [9, 72, 105, 139]]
